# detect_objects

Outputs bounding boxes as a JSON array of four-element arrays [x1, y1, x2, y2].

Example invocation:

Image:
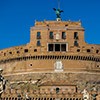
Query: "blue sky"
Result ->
[[0, 0, 100, 49]]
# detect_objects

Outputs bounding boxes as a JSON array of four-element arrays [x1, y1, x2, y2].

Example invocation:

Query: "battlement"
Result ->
[[35, 20, 82, 27]]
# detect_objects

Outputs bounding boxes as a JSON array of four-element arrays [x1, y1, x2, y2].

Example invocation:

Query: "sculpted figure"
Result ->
[[0, 69, 6, 97], [82, 89, 89, 100], [53, 8, 63, 19]]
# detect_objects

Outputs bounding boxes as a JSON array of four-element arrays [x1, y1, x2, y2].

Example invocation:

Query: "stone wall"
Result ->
[[1, 72, 100, 99]]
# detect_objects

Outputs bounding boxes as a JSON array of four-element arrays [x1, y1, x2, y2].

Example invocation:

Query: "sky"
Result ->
[[0, 0, 100, 49]]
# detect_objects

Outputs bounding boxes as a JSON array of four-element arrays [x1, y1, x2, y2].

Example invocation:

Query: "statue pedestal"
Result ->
[[56, 18, 61, 21]]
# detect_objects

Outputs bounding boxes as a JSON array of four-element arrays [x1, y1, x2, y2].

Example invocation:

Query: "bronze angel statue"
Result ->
[[53, 8, 63, 19]]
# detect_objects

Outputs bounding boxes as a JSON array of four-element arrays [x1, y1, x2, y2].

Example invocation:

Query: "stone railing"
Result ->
[[0, 55, 100, 64]]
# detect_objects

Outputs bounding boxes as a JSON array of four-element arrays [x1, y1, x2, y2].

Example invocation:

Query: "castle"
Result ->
[[0, 7, 100, 100]]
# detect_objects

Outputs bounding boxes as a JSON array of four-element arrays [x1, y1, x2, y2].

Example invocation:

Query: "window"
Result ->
[[49, 32, 53, 39], [87, 49, 91, 52], [61, 44, 66, 51], [34, 49, 37, 52], [96, 50, 99, 53], [29, 64, 33, 67], [97, 65, 100, 68], [74, 32, 78, 39], [65, 24, 68, 26], [37, 32, 41, 39], [37, 40, 41, 46], [55, 44, 60, 51], [48, 43, 67, 52], [56, 88, 60, 94], [48, 44, 54, 51], [24, 49, 28, 53], [17, 51, 20, 54], [62, 32, 66, 39], [77, 49, 80, 52], [9, 52, 12, 54], [74, 41, 78, 46], [4, 53, 6, 56]]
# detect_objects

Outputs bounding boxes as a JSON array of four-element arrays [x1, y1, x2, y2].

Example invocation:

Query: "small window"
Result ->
[[49, 32, 54, 39], [87, 49, 91, 52], [34, 49, 37, 52], [29, 64, 33, 67], [96, 50, 99, 54], [62, 32, 66, 39], [37, 32, 41, 39], [74, 41, 78, 47], [9, 52, 12, 54], [97, 65, 100, 68], [24, 49, 28, 53], [4, 53, 6, 56], [56, 88, 60, 94], [77, 49, 80, 52], [37, 40, 41, 46], [65, 24, 68, 26], [47, 24, 49, 27], [74, 32, 78, 39], [17, 51, 20, 54]]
